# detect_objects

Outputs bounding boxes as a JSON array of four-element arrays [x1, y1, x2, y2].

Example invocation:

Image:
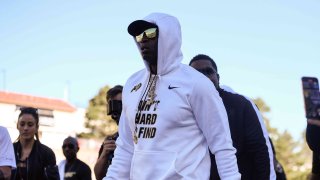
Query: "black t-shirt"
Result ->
[[312, 152, 320, 174], [63, 159, 91, 180], [16, 159, 27, 180]]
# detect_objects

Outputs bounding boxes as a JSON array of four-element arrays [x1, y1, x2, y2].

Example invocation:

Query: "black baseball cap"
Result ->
[[127, 20, 158, 36]]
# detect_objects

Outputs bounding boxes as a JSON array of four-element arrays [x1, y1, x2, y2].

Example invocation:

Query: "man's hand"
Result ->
[[308, 119, 320, 127], [100, 137, 116, 158], [94, 136, 117, 180]]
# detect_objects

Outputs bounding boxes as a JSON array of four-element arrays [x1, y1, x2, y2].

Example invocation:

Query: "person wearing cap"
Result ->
[[104, 13, 240, 180], [58, 137, 91, 180], [189, 54, 277, 180]]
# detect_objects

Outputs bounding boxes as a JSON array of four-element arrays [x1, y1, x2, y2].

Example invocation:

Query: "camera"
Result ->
[[107, 134, 118, 141], [107, 100, 122, 122]]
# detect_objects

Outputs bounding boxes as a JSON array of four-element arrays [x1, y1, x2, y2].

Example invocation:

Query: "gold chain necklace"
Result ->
[[133, 75, 157, 144]]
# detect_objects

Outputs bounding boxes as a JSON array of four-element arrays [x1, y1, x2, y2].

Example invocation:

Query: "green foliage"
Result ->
[[86, 86, 109, 121], [253, 97, 270, 113], [252, 98, 312, 179], [79, 85, 118, 139]]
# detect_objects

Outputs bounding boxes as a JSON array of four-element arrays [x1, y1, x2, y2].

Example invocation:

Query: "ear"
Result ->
[[217, 73, 220, 82]]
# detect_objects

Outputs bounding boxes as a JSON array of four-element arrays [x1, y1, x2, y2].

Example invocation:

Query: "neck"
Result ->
[[149, 64, 157, 74], [67, 157, 77, 164], [20, 138, 35, 149]]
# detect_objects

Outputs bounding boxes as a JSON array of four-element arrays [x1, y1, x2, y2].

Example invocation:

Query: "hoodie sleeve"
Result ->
[[104, 111, 134, 179], [0, 127, 16, 168], [190, 79, 241, 179]]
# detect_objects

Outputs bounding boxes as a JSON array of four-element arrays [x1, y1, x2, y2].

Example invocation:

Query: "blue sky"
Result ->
[[1, 0, 319, 139]]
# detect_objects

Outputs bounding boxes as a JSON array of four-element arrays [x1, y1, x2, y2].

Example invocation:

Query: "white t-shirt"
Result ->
[[0, 126, 16, 168], [58, 160, 66, 180]]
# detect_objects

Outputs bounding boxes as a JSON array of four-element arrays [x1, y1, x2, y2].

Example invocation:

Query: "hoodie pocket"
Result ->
[[130, 150, 183, 180]]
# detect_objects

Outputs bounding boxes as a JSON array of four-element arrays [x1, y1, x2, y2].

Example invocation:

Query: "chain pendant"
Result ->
[[133, 75, 157, 145], [133, 126, 138, 144], [133, 133, 138, 144], [147, 75, 157, 105]]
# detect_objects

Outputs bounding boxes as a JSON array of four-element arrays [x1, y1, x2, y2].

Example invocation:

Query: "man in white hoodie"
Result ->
[[0, 126, 16, 180], [104, 13, 240, 180]]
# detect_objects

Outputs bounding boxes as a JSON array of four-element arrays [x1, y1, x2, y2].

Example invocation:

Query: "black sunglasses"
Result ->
[[62, 144, 75, 149]]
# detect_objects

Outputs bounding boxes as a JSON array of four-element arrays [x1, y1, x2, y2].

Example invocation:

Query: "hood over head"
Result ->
[[128, 13, 183, 75]]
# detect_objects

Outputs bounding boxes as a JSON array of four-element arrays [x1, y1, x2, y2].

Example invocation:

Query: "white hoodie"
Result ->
[[105, 13, 240, 180]]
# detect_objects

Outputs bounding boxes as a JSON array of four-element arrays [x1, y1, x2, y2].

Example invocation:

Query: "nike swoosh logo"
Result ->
[[168, 85, 179, 90]]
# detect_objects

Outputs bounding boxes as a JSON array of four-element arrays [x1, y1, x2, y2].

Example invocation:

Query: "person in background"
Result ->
[[306, 119, 320, 179], [94, 85, 122, 180], [223, 84, 287, 180], [190, 54, 275, 180], [0, 126, 16, 180], [11, 107, 59, 180], [58, 136, 91, 180]]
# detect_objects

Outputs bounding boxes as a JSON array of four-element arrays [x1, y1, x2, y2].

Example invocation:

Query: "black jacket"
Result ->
[[63, 159, 92, 180], [210, 89, 270, 180], [11, 140, 59, 180], [312, 152, 320, 175], [307, 123, 320, 153], [307, 124, 320, 175]]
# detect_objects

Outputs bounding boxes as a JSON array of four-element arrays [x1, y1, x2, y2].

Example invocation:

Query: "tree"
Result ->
[[79, 85, 118, 138], [252, 98, 312, 179]]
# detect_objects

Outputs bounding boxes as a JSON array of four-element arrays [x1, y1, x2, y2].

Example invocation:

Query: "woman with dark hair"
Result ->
[[11, 107, 59, 180]]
